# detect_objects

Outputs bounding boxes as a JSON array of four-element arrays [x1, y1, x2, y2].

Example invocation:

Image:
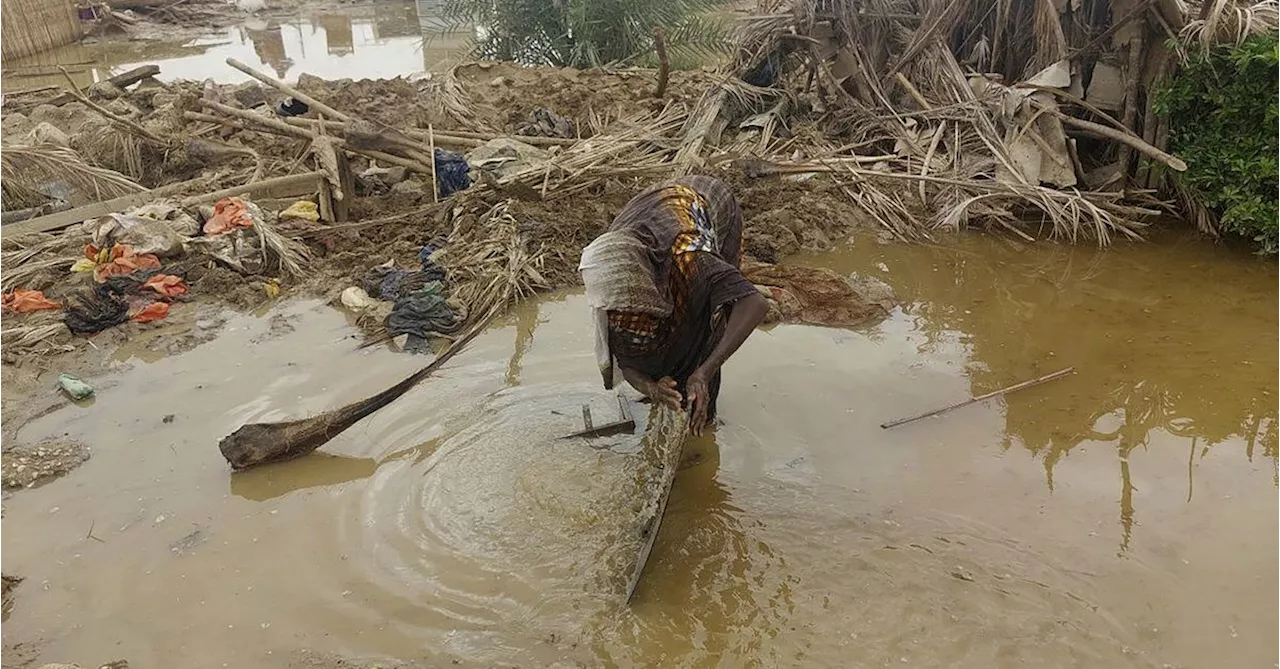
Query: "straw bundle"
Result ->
[[0, 0, 83, 60], [435, 199, 552, 326], [1, 144, 147, 209]]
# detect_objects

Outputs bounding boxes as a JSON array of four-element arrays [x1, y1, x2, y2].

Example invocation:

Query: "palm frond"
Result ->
[[1181, 0, 1279, 51], [1, 144, 147, 207]]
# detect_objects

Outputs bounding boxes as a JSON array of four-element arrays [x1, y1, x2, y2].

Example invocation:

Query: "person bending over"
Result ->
[[578, 175, 767, 435]]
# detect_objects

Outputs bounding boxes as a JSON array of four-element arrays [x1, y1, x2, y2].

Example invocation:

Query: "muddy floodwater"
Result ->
[[2, 229, 1275, 667], [1, 1, 469, 93]]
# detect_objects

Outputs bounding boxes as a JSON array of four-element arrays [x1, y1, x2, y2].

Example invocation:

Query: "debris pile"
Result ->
[[1, 0, 1272, 359], [719, 0, 1278, 242]]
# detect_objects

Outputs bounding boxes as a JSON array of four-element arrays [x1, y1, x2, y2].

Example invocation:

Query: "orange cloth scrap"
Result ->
[[1, 290, 60, 313], [130, 302, 169, 323], [203, 197, 256, 235], [85, 243, 161, 283], [143, 274, 188, 298]]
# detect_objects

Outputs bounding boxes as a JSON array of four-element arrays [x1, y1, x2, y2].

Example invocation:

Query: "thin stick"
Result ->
[[178, 170, 325, 206], [58, 71, 164, 144], [880, 367, 1075, 429], [5, 84, 60, 97], [895, 72, 933, 111], [427, 123, 439, 204], [290, 203, 442, 237]]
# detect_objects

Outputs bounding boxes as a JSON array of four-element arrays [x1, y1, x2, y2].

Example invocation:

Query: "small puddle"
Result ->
[[1, 230, 1275, 667]]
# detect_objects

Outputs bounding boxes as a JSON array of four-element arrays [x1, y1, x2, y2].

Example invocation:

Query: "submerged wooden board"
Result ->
[[562, 393, 635, 439], [623, 407, 687, 602]]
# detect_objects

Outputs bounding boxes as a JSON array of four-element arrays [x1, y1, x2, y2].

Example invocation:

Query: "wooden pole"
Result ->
[[1117, 30, 1147, 179], [225, 57, 352, 122], [3, 179, 198, 237], [880, 367, 1076, 429], [653, 29, 670, 98], [44, 65, 161, 106], [198, 98, 314, 140], [427, 124, 439, 203], [179, 171, 325, 206]]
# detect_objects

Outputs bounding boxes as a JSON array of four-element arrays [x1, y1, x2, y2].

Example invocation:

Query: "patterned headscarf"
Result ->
[[578, 231, 670, 389]]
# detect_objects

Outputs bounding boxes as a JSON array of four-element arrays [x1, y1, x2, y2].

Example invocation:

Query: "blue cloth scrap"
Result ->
[[433, 149, 471, 198]]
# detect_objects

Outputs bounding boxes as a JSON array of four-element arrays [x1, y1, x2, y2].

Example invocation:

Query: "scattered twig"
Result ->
[[59, 82, 164, 144]]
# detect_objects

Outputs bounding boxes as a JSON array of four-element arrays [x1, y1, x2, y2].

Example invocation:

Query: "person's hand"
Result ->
[[644, 376, 682, 410], [685, 367, 712, 436]]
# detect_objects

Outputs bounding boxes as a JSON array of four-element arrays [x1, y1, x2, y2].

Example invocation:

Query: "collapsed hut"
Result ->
[[1, 0, 84, 60], [691, 0, 1276, 242], [0, 0, 1274, 360]]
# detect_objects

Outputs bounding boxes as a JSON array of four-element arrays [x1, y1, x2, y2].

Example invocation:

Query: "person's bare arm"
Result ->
[[620, 365, 682, 410], [685, 291, 768, 434]]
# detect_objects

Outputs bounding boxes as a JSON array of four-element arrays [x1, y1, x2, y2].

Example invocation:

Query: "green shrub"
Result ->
[[1154, 35, 1279, 254]]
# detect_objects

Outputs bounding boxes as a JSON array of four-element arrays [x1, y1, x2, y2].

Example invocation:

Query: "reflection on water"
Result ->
[[1, 1, 471, 91], [796, 229, 1279, 553], [230, 453, 378, 502]]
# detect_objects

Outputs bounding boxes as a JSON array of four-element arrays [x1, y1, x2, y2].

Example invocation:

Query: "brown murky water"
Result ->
[[2, 230, 1275, 668]]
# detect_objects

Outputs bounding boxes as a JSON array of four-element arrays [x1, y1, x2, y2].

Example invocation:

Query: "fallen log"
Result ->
[[1049, 108, 1186, 171]]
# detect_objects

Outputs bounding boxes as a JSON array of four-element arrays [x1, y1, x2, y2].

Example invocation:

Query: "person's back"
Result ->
[[579, 176, 767, 435]]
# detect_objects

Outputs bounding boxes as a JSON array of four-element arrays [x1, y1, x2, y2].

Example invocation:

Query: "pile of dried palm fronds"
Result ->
[[697, 0, 1278, 242], [1, 144, 147, 209]]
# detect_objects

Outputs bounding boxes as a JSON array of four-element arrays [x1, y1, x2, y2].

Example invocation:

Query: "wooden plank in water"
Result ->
[[561, 395, 635, 439], [624, 411, 685, 603]]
